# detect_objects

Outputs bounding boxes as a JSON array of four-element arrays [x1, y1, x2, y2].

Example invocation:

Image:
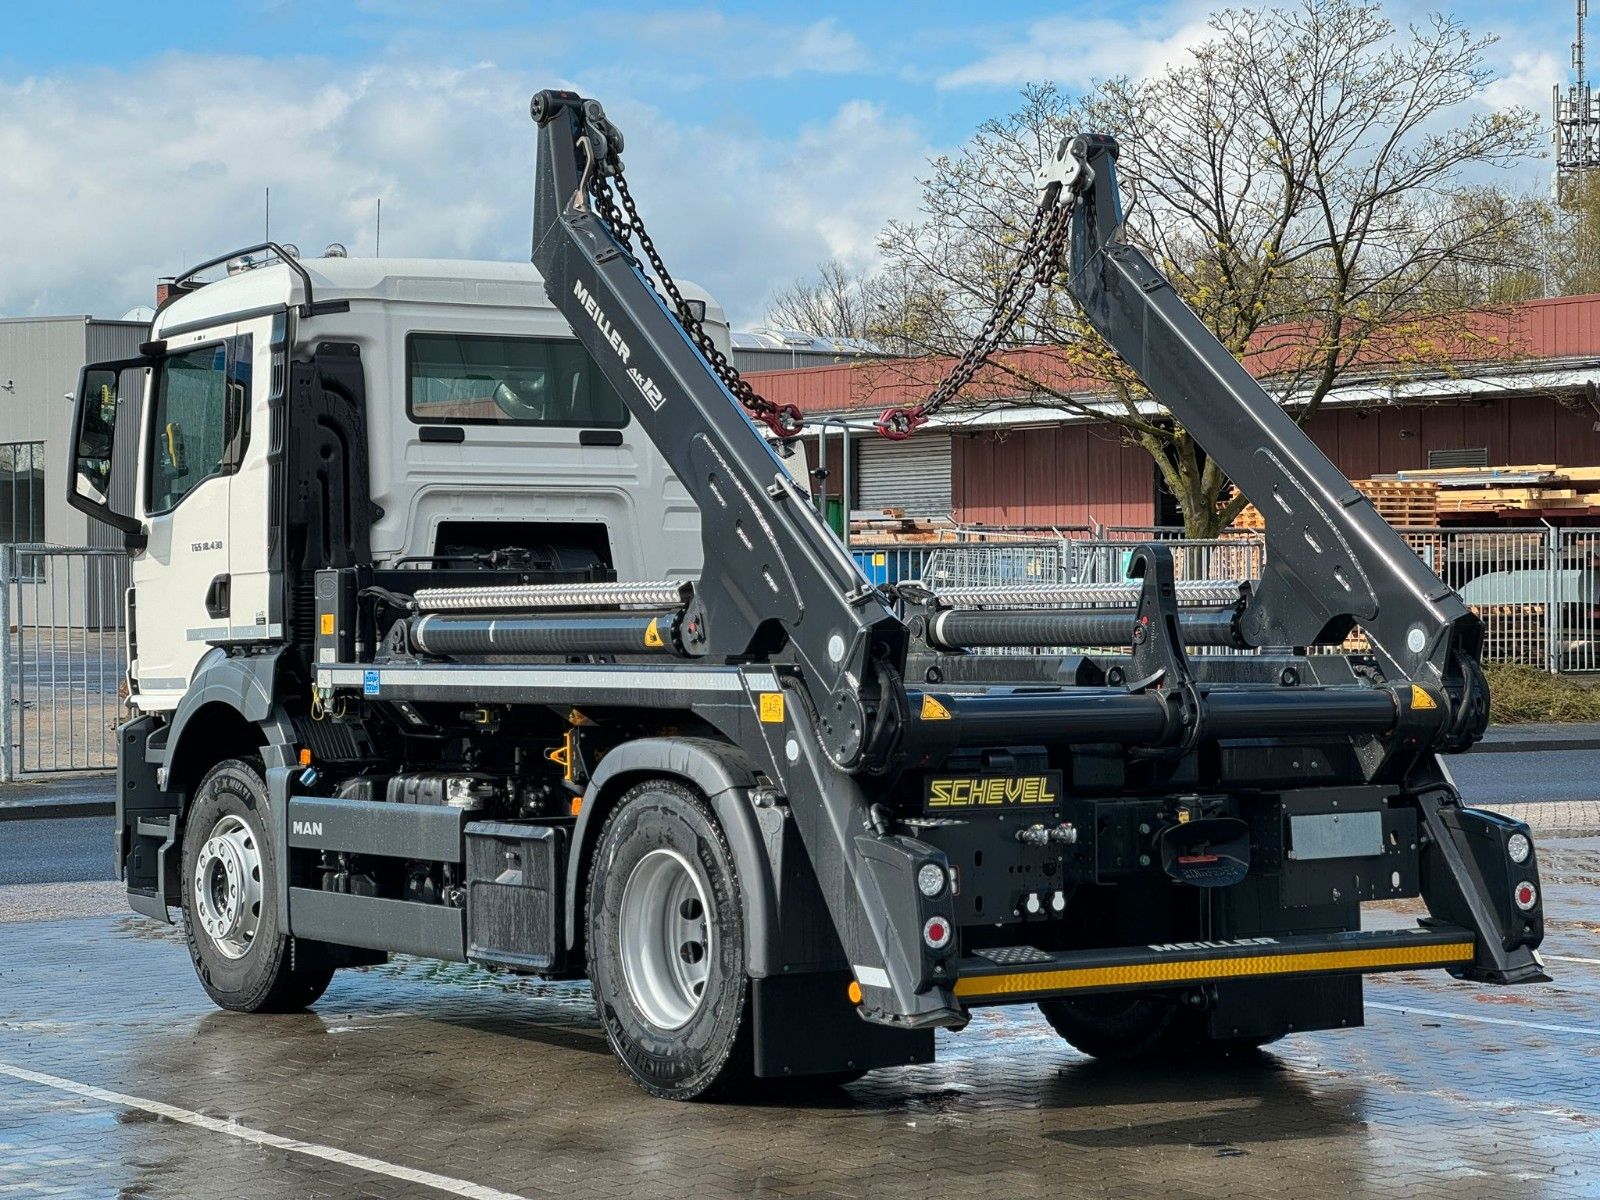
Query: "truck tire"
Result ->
[[181, 758, 334, 1013], [1038, 993, 1184, 1060], [587, 778, 753, 1100], [1038, 993, 1280, 1060]]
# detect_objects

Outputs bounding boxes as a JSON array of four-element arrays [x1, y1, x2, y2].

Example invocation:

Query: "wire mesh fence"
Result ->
[[0, 545, 130, 779], [867, 523, 1600, 672], [0, 525, 1596, 777]]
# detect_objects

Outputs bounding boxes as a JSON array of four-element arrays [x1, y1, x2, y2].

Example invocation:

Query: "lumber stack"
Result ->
[[1232, 478, 1438, 531], [1384, 465, 1600, 520]]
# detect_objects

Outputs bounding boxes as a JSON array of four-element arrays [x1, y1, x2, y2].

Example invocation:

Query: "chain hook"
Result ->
[[874, 407, 928, 441]]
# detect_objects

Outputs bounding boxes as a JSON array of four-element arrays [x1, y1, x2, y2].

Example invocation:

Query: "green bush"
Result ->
[[1484, 663, 1600, 725]]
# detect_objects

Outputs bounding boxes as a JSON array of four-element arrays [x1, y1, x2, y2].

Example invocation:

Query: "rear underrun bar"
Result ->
[[952, 925, 1476, 1005]]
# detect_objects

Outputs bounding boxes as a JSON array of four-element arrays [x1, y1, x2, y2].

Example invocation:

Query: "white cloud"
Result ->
[[1483, 47, 1563, 117], [0, 52, 934, 325], [616, 12, 872, 78], [937, 6, 1224, 90]]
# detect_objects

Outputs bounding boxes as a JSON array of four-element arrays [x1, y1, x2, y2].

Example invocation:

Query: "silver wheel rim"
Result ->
[[192, 814, 264, 960], [617, 848, 713, 1030]]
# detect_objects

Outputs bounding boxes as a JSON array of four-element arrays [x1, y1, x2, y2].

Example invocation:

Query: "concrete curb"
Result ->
[[1474, 737, 1600, 754], [0, 773, 115, 822], [0, 799, 114, 822], [1492, 800, 1600, 838]]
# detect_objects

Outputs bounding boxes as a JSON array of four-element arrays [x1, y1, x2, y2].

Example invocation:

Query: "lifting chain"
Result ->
[[570, 98, 1083, 445], [587, 169, 806, 439], [874, 187, 1080, 441]]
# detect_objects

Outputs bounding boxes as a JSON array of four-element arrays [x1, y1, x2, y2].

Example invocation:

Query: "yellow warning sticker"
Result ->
[[920, 695, 952, 721], [872, 552, 886, 567], [644, 618, 665, 648], [758, 692, 786, 723], [319, 613, 335, 636], [1410, 684, 1438, 711]]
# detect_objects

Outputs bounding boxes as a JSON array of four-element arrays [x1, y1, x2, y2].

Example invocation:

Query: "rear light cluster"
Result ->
[[1513, 880, 1538, 912]]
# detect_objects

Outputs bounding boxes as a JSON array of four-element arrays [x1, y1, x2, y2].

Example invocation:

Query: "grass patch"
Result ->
[[1485, 663, 1600, 724]]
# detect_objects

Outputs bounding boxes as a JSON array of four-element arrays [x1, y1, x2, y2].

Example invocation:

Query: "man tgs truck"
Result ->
[[67, 92, 1546, 1099]]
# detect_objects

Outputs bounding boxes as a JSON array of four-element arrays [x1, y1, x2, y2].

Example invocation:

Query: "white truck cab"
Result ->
[[71, 248, 715, 711]]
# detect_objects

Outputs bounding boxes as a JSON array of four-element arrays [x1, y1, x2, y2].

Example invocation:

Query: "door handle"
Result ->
[[205, 574, 231, 619]]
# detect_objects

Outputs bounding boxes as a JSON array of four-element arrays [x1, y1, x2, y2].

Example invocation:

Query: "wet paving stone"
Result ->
[[0, 842, 1598, 1198]]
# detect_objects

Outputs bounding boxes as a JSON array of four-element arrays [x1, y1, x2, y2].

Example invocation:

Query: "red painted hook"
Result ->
[[875, 407, 928, 441]]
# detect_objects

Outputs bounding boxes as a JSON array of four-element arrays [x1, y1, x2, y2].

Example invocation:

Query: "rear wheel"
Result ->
[[1039, 992, 1279, 1060], [587, 778, 752, 1100], [181, 758, 334, 1013]]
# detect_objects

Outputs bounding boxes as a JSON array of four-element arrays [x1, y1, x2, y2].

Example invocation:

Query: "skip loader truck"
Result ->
[[70, 91, 1547, 1100]]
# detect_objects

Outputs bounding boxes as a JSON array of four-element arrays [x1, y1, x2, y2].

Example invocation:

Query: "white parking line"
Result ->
[[1368, 1001, 1600, 1038], [1545, 954, 1600, 966], [0, 1061, 534, 1200]]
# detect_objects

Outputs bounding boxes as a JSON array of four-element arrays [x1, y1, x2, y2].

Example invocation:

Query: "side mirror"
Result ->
[[68, 358, 148, 543]]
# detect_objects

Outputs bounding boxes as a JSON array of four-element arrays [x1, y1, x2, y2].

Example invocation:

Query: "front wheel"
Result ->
[[181, 758, 333, 1013], [587, 778, 752, 1100]]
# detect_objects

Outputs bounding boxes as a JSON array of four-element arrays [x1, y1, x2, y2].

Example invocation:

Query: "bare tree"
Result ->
[[765, 261, 875, 340], [872, 0, 1542, 535]]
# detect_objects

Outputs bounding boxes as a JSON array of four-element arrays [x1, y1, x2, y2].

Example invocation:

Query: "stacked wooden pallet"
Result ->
[[1232, 478, 1439, 530], [1385, 465, 1600, 519]]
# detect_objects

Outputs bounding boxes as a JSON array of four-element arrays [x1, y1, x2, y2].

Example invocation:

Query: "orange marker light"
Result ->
[[570, 795, 583, 816], [298, 748, 312, 766], [847, 980, 863, 1005]]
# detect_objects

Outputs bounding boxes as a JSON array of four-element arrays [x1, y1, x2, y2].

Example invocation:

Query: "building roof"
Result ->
[[745, 292, 1600, 425], [731, 327, 885, 355]]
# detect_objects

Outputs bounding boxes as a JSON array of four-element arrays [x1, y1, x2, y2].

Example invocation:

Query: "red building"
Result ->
[[747, 294, 1600, 529]]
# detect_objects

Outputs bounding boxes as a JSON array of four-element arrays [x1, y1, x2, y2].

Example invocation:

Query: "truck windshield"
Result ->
[[407, 333, 629, 428]]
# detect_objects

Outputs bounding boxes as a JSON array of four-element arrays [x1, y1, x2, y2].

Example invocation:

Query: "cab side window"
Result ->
[[147, 338, 250, 515]]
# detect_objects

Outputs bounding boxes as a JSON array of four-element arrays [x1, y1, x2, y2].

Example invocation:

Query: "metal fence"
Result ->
[[0, 526, 1596, 778], [0, 545, 130, 779], [857, 523, 1600, 674]]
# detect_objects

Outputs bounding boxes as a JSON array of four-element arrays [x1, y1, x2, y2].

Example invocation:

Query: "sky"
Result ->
[[0, 0, 1578, 326]]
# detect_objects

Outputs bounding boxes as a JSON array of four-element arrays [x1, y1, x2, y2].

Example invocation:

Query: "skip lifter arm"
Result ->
[[527, 90, 909, 771], [1059, 135, 1487, 751]]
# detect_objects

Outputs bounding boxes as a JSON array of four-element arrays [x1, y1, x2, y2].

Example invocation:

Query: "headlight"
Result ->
[[916, 862, 946, 898], [1507, 832, 1531, 864]]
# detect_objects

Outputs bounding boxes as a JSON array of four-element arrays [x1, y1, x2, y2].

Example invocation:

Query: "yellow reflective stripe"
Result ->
[[953, 940, 1476, 1000]]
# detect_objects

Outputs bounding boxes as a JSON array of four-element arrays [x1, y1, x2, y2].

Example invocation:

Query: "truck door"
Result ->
[[224, 313, 281, 643], [130, 328, 246, 709]]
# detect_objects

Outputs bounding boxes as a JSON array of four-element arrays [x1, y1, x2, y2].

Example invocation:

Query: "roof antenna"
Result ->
[[376, 198, 382, 257], [264, 186, 270, 241]]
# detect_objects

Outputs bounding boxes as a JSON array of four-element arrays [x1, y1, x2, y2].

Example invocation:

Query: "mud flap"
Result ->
[[752, 971, 934, 1078], [117, 714, 180, 922]]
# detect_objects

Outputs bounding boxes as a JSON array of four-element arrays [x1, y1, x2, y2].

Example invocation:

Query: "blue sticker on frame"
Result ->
[[363, 670, 380, 696]]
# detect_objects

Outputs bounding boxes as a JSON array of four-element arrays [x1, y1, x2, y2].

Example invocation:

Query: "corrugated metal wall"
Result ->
[[953, 425, 1156, 527], [944, 394, 1600, 529], [1304, 395, 1600, 479]]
